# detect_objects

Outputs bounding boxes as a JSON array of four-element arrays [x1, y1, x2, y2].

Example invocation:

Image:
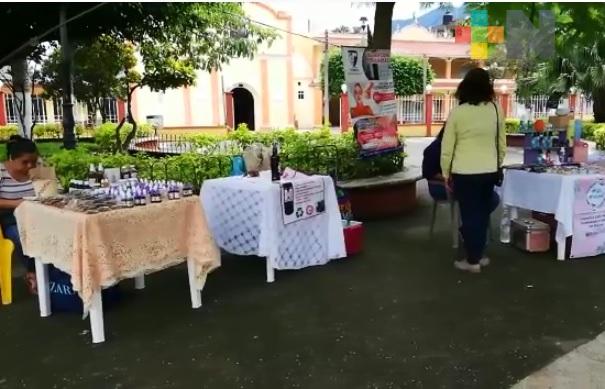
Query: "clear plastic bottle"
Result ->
[[500, 205, 511, 243]]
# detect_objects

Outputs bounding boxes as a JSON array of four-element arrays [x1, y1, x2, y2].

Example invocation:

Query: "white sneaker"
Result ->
[[454, 260, 481, 273], [479, 257, 490, 267]]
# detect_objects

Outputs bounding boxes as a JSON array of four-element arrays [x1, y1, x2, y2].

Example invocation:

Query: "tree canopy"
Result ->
[[321, 50, 434, 97]]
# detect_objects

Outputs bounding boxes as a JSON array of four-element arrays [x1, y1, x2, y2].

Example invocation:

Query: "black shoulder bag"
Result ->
[[492, 101, 503, 186]]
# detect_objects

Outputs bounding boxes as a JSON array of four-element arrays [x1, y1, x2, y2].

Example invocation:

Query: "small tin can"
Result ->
[[511, 218, 551, 252]]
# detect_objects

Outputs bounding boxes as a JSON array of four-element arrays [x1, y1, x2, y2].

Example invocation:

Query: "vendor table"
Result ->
[[15, 196, 220, 344], [502, 169, 605, 260], [201, 172, 346, 282]]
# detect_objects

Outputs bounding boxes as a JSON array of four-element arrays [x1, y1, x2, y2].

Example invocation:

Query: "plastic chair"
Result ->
[[428, 180, 460, 248], [0, 228, 15, 305], [428, 180, 493, 249]]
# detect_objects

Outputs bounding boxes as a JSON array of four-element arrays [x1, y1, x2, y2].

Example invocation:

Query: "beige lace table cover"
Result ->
[[15, 196, 220, 310]]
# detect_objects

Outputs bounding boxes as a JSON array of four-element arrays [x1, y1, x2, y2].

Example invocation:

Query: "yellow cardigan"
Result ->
[[440, 101, 506, 178]]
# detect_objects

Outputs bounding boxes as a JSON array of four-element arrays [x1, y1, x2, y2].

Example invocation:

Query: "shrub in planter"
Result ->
[[0, 125, 19, 140], [505, 119, 520, 134], [33, 123, 63, 139], [593, 125, 605, 149]]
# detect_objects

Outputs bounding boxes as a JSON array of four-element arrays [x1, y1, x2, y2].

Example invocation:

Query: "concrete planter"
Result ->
[[338, 167, 422, 220], [507, 133, 525, 148]]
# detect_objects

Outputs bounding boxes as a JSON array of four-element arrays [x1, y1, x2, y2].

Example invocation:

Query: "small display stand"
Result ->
[[522, 115, 574, 165]]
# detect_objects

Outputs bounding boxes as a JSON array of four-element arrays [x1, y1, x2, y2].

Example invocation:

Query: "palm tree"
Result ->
[[555, 40, 605, 122]]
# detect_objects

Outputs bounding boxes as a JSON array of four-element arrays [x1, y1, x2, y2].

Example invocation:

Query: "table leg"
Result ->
[[187, 257, 202, 309], [89, 291, 105, 344], [557, 240, 566, 261], [34, 259, 51, 317], [266, 256, 275, 283], [134, 275, 145, 290]]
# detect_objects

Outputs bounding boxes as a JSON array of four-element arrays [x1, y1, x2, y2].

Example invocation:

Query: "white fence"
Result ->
[[397, 95, 424, 124], [397, 93, 594, 123]]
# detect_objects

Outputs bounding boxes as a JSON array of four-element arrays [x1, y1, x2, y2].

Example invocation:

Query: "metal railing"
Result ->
[[397, 95, 424, 124]]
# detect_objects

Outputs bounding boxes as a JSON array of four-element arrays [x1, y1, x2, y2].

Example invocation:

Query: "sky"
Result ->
[[265, 1, 465, 33]]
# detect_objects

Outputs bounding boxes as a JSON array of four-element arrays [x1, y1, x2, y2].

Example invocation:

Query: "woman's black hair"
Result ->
[[454, 67, 495, 105], [7, 135, 38, 160]]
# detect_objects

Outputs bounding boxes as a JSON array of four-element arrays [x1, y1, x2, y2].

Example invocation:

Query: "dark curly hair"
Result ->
[[454, 67, 495, 105]]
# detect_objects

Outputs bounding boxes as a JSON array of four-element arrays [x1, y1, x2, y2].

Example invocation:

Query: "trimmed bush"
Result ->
[[95, 122, 154, 152], [0, 125, 19, 140], [505, 119, 520, 134]]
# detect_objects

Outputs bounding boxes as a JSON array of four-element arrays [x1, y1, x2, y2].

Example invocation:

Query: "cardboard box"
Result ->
[[548, 115, 570, 129]]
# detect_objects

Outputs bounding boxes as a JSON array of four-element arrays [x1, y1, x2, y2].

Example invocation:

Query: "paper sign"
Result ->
[[281, 177, 325, 225], [570, 177, 605, 258], [342, 47, 400, 158]]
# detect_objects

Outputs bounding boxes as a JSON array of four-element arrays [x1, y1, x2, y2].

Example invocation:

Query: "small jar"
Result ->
[[182, 184, 193, 197]]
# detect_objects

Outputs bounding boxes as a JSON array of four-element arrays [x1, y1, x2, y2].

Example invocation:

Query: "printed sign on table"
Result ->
[[281, 177, 325, 225], [342, 47, 400, 158], [570, 177, 605, 258]]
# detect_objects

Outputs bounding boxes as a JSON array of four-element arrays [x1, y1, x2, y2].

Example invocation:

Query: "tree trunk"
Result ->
[[60, 5, 77, 150], [10, 57, 33, 139], [121, 86, 138, 152], [592, 87, 605, 123], [369, 3, 395, 50]]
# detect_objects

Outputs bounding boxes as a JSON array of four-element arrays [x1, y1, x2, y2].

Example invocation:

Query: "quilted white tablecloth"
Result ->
[[201, 172, 346, 270]]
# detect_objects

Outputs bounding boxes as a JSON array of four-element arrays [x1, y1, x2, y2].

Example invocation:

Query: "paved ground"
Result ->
[[2, 140, 605, 388]]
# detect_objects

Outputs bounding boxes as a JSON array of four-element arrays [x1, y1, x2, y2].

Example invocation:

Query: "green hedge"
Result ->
[[0, 125, 19, 140], [505, 119, 520, 134], [47, 126, 406, 189], [189, 126, 406, 180]]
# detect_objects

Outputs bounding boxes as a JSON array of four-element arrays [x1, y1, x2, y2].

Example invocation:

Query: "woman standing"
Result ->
[[440, 68, 506, 273]]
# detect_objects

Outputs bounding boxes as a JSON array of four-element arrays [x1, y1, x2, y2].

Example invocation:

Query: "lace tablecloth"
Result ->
[[201, 173, 346, 270], [15, 196, 220, 310]]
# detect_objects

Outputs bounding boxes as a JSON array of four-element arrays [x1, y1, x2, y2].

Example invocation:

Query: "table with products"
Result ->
[[502, 165, 605, 260], [201, 171, 346, 282], [15, 194, 220, 344]]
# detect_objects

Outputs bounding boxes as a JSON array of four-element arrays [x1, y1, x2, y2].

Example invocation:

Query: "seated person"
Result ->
[[0, 136, 39, 294], [422, 126, 499, 212]]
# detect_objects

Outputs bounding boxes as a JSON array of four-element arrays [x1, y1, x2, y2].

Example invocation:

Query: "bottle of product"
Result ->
[[150, 188, 162, 203], [97, 163, 105, 183], [121, 166, 130, 180], [125, 189, 134, 208], [500, 206, 511, 243], [270, 142, 280, 182], [182, 183, 193, 197], [88, 164, 97, 187]]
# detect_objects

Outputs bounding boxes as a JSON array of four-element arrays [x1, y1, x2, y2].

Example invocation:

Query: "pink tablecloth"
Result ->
[[15, 196, 220, 309]]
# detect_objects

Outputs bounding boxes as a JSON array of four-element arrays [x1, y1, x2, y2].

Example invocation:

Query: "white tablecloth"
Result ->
[[201, 172, 346, 270], [502, 170, 605, 243]]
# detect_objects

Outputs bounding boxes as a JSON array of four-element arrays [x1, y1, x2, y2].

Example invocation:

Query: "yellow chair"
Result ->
[[0, 228, 15, 305]]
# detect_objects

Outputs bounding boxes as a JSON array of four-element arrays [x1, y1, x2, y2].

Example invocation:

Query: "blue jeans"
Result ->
[[452, 173, 499, 264], [3, 224, 35, 272]]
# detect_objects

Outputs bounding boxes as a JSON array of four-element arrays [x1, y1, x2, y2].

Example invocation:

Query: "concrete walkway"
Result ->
[[513, 333, 605, 388]]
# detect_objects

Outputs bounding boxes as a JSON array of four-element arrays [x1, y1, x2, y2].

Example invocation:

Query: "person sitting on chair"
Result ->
[[0, 136, 39, 294], [422, 126, 499, 211]]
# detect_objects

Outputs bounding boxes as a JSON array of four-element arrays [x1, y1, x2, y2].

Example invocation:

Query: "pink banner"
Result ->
[[570, 177, 605, 258]]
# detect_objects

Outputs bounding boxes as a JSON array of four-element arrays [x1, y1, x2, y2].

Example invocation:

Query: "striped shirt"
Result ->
[[0, 164, 35, 227], [0, 164, 35, 200]]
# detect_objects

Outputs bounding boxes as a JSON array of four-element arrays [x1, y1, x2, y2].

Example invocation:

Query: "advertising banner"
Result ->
[[570, 177, 605, 258], [281, 177, 325, 225], [341, 47, 400, 158]]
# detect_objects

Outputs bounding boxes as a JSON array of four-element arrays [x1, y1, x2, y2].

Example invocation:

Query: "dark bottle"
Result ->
[[270, 142, 280, 181]]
